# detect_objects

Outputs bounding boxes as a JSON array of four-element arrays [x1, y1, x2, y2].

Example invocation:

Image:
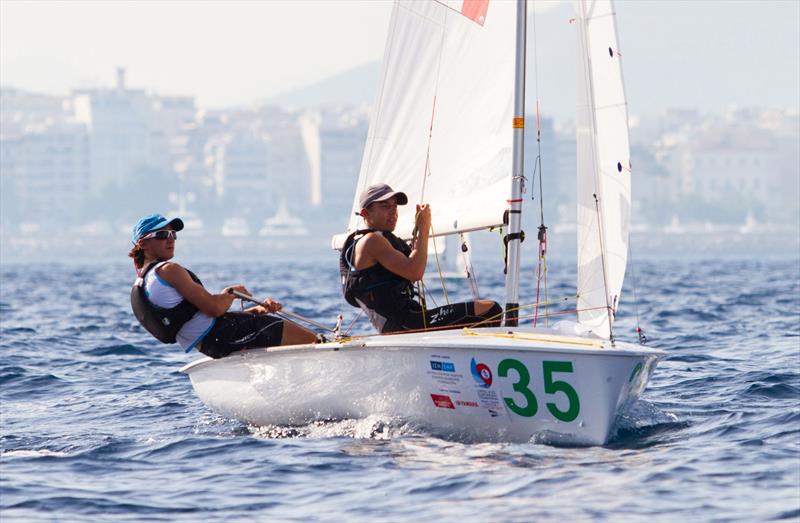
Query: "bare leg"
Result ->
[[280, 320, 318, 346]]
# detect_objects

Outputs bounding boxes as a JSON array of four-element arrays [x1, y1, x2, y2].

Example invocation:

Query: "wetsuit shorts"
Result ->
[[199, 312, 284, 359], [383, 301, 502, 334]]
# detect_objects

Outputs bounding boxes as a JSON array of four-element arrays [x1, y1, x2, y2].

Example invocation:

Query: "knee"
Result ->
[[475, 301, 502, 327], [475, 300, 500, 316]]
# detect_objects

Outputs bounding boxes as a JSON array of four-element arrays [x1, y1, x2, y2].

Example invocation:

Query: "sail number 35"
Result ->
[[497, 359, 581, 422]]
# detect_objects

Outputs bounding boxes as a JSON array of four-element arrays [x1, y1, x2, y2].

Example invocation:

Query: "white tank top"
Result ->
[[143, 261, 215, 352]]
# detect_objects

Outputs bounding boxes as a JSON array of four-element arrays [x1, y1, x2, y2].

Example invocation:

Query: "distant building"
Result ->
[[0, 122, 90, 225], [319, 107, 369, 222], [211, 131, 269, 214], [71, 68, 172, 193], [659, 122, 786, 223]]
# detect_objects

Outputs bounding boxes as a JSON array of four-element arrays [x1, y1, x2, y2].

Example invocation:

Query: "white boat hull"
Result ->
[[181, 327, 663, 445]]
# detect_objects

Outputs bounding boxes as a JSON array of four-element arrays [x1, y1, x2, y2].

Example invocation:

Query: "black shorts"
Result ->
[[199, 312, 284, 359], [383, 301, 501, 333]]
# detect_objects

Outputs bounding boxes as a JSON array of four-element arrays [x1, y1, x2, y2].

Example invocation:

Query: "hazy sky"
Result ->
[[2, 0, 798, 115]]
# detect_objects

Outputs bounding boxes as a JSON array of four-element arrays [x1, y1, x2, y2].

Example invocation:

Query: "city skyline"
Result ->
[[1, 1, 798, 116]]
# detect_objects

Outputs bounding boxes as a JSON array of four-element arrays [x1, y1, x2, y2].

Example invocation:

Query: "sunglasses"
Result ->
[[142, 230, 178, 241]]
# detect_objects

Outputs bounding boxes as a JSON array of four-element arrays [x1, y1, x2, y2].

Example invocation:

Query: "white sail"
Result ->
[[574, 0, 631, 339], [332, 0, 515, 248]]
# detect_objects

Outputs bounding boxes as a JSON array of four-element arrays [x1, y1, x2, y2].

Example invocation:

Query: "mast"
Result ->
[[503, 0, 528, 327]]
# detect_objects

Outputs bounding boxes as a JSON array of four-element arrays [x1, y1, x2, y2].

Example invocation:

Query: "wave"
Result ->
[[84, 344, 146, 356], [1, 449, 69, 459]]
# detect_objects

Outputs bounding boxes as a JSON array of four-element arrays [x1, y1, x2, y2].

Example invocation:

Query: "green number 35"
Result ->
[[498, 359, 581, 422]]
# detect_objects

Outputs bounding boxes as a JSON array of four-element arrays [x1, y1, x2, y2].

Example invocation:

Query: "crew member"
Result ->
[[340, 183, 502, 333], [129, 213, 318, 358]]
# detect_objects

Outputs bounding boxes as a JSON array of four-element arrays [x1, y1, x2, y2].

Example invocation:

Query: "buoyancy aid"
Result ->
[[130, 262, 203, 344], [339, 229, 417, 315]]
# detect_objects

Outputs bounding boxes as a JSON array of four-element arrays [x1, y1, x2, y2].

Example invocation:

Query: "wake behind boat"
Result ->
[[182, 0, 665, 445]]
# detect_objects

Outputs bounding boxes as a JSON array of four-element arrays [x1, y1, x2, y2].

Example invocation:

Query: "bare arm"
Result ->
[[357, 205, 431, 282], [157, 263, 244, 317]]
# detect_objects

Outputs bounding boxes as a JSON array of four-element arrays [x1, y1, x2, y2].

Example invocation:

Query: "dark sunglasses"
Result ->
[[142, 230, 177, 241]]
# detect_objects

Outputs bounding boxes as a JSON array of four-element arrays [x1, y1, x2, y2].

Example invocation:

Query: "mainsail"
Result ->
[[332, 0, 515, 248], [574, 0, 632, 339]]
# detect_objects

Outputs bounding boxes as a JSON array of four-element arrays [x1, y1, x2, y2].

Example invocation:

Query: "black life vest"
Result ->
[[339, 229, 416, 315], [130, 262, 203, 344]]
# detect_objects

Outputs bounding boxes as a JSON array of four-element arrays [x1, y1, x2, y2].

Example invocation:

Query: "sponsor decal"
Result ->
[[430, 360, 456, 373], [431, 394, 455, 409], [456, 400, 479, 408], [470, 358, 493, 388]]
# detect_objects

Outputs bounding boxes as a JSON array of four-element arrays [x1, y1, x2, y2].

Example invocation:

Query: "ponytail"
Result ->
[[128, 244, 145, 270]]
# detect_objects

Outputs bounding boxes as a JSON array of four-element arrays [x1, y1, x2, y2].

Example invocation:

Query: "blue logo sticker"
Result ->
[[430, 360, 455, 372]]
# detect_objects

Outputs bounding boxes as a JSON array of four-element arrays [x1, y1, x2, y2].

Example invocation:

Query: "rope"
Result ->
[[429, 225, 450, 305], [627, 241, 647, 345], [331, 301, 606, 342], [418, 10, 448, 204], [469, 296, 577, 329], [461, 329, 604, 348], [343, 309, 364, 337], [422, 279, 438, 309], [416, 279, 428, 330]]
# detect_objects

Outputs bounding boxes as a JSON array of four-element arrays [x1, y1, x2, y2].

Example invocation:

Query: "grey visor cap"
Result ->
[[359, 183, 409, 209]]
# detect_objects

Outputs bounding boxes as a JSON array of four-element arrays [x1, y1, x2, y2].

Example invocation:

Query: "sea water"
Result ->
[[1, 253, 798, 522]]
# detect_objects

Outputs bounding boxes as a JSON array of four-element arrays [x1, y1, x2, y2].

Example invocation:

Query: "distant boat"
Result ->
[[259, 200, 309, 237], [552, 204, 577, 233], [663, 215, 685, 234], [168, 191, 204, 236], [177, 211, 204, 237], [18, 222, 41, 235], [221, 216, 251, 237], [739, 211, 757, 234]]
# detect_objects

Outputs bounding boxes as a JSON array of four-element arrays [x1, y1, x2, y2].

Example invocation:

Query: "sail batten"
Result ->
[[333, 0, 515, 248]]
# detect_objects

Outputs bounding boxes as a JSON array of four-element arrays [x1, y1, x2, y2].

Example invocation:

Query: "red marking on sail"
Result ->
[[461, 0, 489, 26]]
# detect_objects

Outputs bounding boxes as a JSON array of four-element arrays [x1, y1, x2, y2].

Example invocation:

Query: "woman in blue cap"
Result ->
[[128, 213, 317, 358]]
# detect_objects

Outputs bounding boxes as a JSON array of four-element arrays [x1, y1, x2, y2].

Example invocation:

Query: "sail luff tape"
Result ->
[[513, 117, 525, 128]]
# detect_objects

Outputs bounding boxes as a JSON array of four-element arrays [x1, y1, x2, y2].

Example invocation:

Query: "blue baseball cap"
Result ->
[[131, 214, 184, 244]]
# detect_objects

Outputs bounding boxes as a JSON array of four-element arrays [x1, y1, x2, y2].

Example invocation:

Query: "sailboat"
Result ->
[[258, 199, 309, 237], [181, 0, 664, 445]]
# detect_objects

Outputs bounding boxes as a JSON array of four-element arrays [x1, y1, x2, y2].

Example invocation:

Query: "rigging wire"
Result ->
[[530, 3, 550, 327], [594, 193, 615, 344], [339, 297, 615, 340], [627, 241, 647, 344]]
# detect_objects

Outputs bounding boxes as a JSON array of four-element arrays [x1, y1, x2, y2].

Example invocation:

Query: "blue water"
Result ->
[[1, 255, 798, 522]]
